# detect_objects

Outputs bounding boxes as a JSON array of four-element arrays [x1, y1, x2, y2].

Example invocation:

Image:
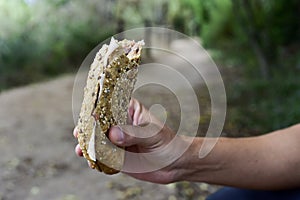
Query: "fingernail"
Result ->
[[114, 127, 124, 144]]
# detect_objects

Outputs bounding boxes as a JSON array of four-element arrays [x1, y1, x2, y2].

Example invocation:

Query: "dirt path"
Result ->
[[0, 75, 182, 200], [0, 38, 222, 200]]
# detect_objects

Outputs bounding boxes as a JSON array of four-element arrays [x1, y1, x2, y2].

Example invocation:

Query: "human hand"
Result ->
[[74, 98, 190, 184]]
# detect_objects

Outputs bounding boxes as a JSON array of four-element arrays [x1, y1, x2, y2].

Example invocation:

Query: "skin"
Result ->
[[74, 99, 300, 190]]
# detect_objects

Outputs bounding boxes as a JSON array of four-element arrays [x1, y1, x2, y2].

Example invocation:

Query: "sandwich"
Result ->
[[77, 37, 144, 174]]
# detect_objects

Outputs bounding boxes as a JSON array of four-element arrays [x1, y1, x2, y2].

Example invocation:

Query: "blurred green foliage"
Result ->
[[0, 0, 299, 134], [181, 0, 300, 134], [167, 0, 300, 134], [226, 74, 300, 136], [0, 0, 114, 90], [178, 0, 300, 78]]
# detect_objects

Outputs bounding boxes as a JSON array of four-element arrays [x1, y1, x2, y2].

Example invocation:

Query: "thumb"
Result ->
[[109, 123, 164, 147]]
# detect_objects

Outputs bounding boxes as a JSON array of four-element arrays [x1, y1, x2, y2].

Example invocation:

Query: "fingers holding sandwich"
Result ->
[[75, 143, 83, 157], [73, 130, 94, 168], [74, 98, 174, 171], [73, 126, 78, 138], [73, 127, 83, 157], [109, 98, 175, 153], [73, 98, 148, 156]]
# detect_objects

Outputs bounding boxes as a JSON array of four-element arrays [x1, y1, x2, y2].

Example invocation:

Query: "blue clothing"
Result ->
[[207, 187, 300, 200]]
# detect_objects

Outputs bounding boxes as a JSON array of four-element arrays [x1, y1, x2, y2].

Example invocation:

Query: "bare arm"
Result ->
[[173, 124, 300, 190], [74, 99, 300, 189]]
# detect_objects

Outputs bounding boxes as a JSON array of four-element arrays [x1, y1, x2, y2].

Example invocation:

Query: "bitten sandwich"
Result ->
[[77, 37, 144, 174]]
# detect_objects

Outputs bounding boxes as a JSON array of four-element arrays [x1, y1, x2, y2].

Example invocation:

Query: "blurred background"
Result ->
[[0, 0, 299, 199]]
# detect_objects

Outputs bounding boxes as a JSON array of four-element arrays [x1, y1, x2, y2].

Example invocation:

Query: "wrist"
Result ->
[[169, 136, 204, 182], [170, 136, 227, 183]]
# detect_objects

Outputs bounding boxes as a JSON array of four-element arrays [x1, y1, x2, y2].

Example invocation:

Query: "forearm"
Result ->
[[173, 124, 300, 190]]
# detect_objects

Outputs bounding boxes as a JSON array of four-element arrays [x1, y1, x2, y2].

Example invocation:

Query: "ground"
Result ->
[[0, 37, 223, 200]]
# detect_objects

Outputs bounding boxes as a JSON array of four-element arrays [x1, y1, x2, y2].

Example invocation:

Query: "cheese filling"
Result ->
[[88, 121, 97, 161], [103, 37, 119, 67], [88, 37, 120, 162]]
